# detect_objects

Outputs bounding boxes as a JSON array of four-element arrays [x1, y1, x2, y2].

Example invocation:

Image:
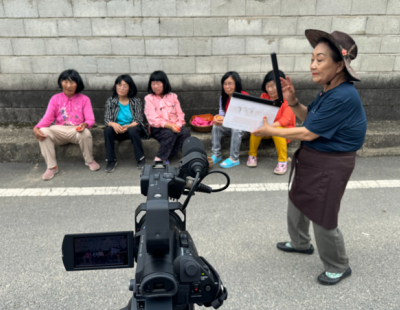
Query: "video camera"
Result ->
[[62, 137, 229, 310]]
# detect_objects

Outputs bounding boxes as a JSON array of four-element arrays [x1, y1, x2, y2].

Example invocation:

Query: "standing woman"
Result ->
[[144, 71, 190, 164], [33, 69, 100, 180], [252, 30, 367, 285], [104, 75, 149, 172], [210, 71, 249, 169]]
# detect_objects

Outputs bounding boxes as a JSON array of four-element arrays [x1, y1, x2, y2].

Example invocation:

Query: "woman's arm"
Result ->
[[280, 76, 308, 122], [288, 100, 308, 122], [172, 94, 186, 127], [144, 96, 166, 128], [252, 118, 319, 141], [82, 97, 95, 129]]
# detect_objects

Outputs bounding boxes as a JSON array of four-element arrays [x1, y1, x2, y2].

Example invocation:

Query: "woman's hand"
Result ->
[[76, 123, 88, 132], [251, 118, 274, 137], [121, 122, 138, 132], [213, 115, 224, 126], [109, 122, 123, 134], [165, 123, 180, 133], [33, 127, 48, 141], [280, 76, 297, 105]]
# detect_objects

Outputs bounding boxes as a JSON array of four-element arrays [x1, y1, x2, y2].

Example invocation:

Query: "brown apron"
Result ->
[[289, 143, 356, 230]]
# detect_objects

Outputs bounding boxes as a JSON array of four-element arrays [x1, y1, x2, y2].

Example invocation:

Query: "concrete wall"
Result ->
[[0, 0, 399, 124]]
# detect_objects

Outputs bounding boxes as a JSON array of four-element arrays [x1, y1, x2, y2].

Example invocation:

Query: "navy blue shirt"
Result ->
[[303, 82, 367, 152]]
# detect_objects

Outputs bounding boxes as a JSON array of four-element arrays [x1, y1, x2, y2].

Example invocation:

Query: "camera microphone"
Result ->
[[180, 137, 209, 179]]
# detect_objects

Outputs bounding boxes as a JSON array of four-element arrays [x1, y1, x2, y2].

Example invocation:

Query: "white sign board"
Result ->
[[222, 93, 281, 132]]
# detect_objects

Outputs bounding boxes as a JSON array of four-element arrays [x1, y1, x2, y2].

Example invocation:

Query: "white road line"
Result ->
[[1, 180, 400, 197]]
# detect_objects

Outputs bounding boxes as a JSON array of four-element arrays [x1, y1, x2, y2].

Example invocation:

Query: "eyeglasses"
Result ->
[[117, 84, 129, 89], [223, 82, 235, 87], [266, 84, 276, 90]]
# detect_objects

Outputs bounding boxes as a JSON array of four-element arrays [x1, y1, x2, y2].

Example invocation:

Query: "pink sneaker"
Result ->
[[42, 167, 58, 181], [247, 156, 257, 167], [274, 162, 287, 175], [85, 160, 100, 171]]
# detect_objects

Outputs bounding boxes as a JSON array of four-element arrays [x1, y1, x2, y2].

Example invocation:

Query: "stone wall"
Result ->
[[0, 0, 399, 125]]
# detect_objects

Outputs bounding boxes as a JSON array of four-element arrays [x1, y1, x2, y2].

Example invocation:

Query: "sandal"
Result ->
[[220, 158, 240, 169]]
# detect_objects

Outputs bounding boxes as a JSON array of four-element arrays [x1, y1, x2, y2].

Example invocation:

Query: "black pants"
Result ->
[[104, 126, 145, 162], [151, 126, 191, 161]]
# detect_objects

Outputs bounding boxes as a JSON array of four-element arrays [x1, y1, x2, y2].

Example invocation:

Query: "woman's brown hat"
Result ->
[[305, 29, 360, 82]]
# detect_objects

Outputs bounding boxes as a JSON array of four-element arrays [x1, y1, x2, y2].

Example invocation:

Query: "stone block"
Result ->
[[159, 19, 194, 36], [145, 39, 179, 56], [0, 19, 25, 37], [241, 74, 265, 90], [196, 57, 228, 74], [294, 55, 311, 72], [31, 57, 65, 73], [64, 57, 97, 73], [37, 0, 73, 17], [162, 57, 196, 74], [380, 37, 400, 54], [387, 0, 400, 14], [331, 17, 366, 35], [211, 0, 246, 16], [360, 55, 395, 72], [315, 0, 352, 15], [130, 57, 163, 74], [126, 19, 160, 36], [92, 19, 126, 36], [79, 74, 114, 90], [246, 37, 279, 55], [193, 18, 228, 36], [0, 39, 13, 56], [212, 37, 246, 55], [106, 0, 141, 17], [45, 38, 79, 55], [72, 0, 107, 17], [0, 74, 57, 91], [24, 19, 59, 37], [351, 36, 381, 54], [142, 0, 176, 17], [181, 75, 216, 91], [262, 17, 297, 35], [97, 57, 130, 74], [176, 0, 210, 16], [261, 55, 295, 73], [2, 0, 38, 17], [228, 18, 262, 36], [366, 17, 400, 35], [58, 19, 92, 37], [280, 0, 316, 16], [12, 39, 46, 56], [111, 38, 145, 55], [78, 38, 112, 55], [351, 0, 388, 15], [279, 37, 312, 54], [0, 57, 32, 73], [245, 0, 280, 16], [178, 38, 211, 56], [296, 17, 332, 35], [228, 56, 261, 73]]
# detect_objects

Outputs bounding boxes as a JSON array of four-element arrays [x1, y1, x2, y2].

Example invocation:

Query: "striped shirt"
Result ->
[[104, 96, 149, 138]]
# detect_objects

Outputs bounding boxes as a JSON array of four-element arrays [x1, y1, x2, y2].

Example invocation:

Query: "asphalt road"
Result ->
[[1, 156, 400, 310]]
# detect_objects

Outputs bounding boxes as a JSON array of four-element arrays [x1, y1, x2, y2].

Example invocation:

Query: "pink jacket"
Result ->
[[36, 92, 95, 129], [144, 93, 185, 128]]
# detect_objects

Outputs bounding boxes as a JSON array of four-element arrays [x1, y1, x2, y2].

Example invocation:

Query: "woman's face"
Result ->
[[151, 81, 164, 96], [310, 42, 344, 85], [61, 79, 77, 97], [116, 80, 129, 97], [223, 76, 235, 96], [265, 80, 278, 100]]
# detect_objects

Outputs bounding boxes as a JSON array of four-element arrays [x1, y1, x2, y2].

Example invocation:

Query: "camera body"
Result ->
[[130, 162, 225, 309]]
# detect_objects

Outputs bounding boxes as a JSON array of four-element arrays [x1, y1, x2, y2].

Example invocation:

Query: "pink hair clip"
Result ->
[[342, 49, 348, 56]]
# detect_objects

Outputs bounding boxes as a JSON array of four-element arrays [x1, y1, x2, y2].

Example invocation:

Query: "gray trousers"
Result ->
[[287, 199, 349, 273], [211, 125, 249, 161]]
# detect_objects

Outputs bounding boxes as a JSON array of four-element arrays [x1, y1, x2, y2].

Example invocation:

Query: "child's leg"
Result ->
[[272, 127, 287, 162]]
